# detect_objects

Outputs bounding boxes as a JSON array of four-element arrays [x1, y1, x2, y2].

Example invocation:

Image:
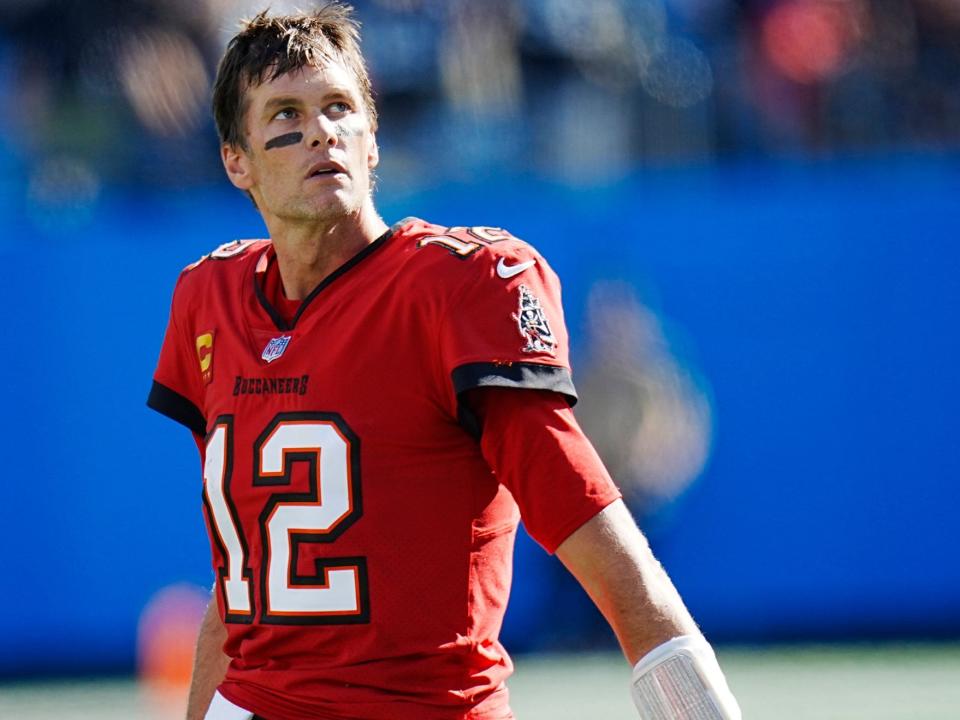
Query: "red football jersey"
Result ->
[[148, 218, 615, 720]]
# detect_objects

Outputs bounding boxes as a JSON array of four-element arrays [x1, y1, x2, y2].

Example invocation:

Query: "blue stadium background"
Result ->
[[1, 0, 959, 680], [3, 155, 958, 675]]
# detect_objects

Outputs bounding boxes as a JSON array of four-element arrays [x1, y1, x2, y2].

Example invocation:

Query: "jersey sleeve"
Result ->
[[146, 274, 207, 437], [468, 387, 622, 553], [437, 239, 577, 410]]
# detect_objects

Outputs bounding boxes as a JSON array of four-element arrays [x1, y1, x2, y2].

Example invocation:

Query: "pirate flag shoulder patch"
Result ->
[[513, 284, 557, 355]]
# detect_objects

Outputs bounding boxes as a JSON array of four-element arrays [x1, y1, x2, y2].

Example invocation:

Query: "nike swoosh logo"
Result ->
[[497, 258, 536, 279]]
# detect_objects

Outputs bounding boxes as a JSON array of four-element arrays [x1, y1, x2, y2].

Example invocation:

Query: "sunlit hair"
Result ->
[[212, 3, 377, 150]]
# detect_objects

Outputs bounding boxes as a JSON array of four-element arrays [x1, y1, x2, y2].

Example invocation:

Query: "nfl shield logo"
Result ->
[[261, 335, 291, 363]]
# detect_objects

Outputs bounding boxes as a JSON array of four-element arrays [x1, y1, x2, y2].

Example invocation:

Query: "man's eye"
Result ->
[[328, 101, 351, 114], [272, 108, 298, 121]]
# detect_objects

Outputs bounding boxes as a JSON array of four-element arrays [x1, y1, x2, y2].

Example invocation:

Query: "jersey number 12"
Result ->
[[202, 412, 369, 625]]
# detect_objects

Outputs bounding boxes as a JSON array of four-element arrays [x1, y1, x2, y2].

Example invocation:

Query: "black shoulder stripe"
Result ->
[[451, 362, 578, 406], [147, 381, 206, 437]]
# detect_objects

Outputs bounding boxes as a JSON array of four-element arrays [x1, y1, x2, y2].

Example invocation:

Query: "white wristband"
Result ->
[[630, 635, 741, 719]]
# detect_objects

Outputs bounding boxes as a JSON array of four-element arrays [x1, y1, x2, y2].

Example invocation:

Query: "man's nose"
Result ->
[[308, 114, 338, 148]]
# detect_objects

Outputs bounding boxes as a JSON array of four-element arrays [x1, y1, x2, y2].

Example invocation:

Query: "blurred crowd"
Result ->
[[1, 0, 959, 192]]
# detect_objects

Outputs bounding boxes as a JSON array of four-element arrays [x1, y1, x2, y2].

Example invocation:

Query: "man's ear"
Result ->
[[222, 143, 254, 190], [367, 133, 380, 170]]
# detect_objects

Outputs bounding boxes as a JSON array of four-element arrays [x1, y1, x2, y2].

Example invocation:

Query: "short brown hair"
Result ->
[[212, 3, 377, 150]]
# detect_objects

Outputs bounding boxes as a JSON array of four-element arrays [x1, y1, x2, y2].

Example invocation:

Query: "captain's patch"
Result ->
[[196, 331, 214, 384], [513, 284, 557, 354]]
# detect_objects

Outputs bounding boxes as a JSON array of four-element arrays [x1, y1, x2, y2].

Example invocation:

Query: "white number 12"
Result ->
[[201, 413, 369, 625]]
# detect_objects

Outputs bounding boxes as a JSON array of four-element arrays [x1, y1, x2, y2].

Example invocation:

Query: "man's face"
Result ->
[[222, 59, 379, 224]]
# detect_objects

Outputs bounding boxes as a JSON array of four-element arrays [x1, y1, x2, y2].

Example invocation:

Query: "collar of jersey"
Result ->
[[252, 225, 396, 332]]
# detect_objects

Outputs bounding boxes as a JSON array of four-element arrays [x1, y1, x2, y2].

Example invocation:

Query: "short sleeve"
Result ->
[[439, 242, 577, 407], [146, 277, 206, 437]]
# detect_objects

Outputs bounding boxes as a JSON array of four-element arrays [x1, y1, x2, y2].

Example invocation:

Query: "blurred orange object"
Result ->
[[137, 584, 208, 718], [762, 0, 864, 83]]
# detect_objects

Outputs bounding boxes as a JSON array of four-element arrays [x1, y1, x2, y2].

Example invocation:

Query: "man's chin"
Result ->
[[280, 197, 358, 224]]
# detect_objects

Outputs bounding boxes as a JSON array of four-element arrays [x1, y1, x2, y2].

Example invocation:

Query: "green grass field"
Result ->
[[2, 643, 958, 719]]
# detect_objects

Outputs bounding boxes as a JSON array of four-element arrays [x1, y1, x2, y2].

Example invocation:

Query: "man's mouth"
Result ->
[[307, 161, 347, 179]]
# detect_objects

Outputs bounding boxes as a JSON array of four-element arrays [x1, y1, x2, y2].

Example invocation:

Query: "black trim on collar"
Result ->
[[452, 362, 578, 406], [254, 226, 396, 332], [147, 381, 206, 437], [253, 259, 290, 330]]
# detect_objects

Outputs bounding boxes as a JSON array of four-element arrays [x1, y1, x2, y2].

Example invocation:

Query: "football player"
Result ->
[[147, 5, 741, 719]]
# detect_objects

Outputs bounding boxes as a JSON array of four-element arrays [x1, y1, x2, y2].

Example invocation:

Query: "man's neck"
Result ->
[[266, 206, 389, 300]]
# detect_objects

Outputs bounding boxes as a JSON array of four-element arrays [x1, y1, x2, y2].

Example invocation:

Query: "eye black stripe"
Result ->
[[265, 132, 303, 150]]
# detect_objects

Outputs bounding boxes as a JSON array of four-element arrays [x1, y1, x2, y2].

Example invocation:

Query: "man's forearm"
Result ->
[[557, 500, 741, 718], [556, 499, 700, 664], [186, 596, 230, 720]]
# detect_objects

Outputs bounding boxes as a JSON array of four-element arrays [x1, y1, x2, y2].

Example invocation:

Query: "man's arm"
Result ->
[[557, 499, 740, 718], [465, 387, 739, 717], [555, 498, 698, 664], [186, 596, 230, 720]]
